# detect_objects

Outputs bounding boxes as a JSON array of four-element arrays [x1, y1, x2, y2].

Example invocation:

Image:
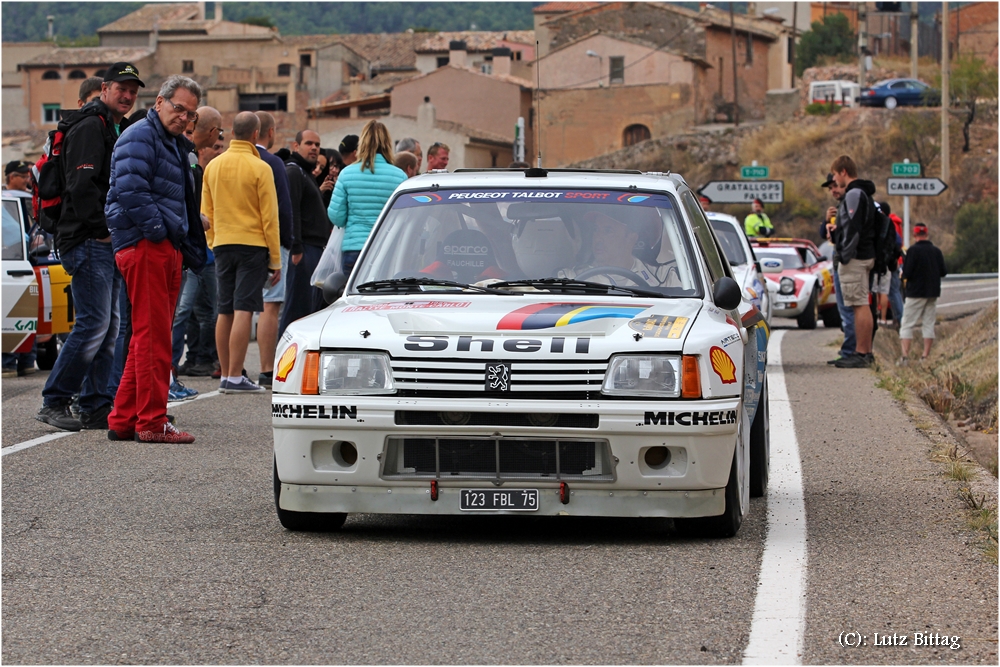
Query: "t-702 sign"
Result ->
[[886, 178, 947, 196], [698, 180, 784, 204]]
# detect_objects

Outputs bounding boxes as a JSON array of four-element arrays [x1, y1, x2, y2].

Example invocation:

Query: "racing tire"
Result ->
[[273, 459, 347, 532], [884, 96, 898, 110], [820, 305, 842, 329], [796, 287, 818, 329], [749, 376, 769, 498], [673, 453, 744, 539], [36, 338, 59, 371]]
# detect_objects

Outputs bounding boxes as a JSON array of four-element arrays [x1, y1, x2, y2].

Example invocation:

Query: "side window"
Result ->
[[804, 248, 819, 265], [681, 191, 731, 284]]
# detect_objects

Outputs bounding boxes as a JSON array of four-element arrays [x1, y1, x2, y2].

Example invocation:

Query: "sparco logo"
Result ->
[[644, 410, 738, 426], [485, 362, 511, 392], [444, 245, 489, 254]]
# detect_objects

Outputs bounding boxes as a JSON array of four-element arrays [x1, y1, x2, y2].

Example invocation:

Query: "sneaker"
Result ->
[[80, 404, 113, 430], [108, 429, 134, 441], [222, 376, 265, 394], [177, 361, 194, 376], [187, 362, 214, 377], [35, 404, 83, 431], [17, 367, 37, 376], [168, 380, 199, 403], [2, 368, 16, 378], [835, 353, 873, 369], [135, 421, 195, 444], [258, 371, 273, 388], [896, 357, 909, 367]]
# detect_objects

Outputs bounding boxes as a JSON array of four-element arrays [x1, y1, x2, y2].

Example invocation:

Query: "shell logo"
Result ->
[[709, 346, 737, 384], [275, 343, 298, 383]]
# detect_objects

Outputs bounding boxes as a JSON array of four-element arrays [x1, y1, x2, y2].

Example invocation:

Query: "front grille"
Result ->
[[394, 411, 599, 429], [381, 436, 615, 481], [391, 357, 608, 401]]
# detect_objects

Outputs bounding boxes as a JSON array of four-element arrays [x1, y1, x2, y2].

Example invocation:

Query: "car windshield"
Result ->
[[709, 219, 748, 266], [351, 188, 703, 297], [2, 206, 24, 261], [754, 247, 804, 269]]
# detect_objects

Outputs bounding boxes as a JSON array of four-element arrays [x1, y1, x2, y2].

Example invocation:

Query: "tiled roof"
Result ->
[[328, 33, 420, 71], [98, 3, 200, 32], [396, 63, 533, 89], [19, 47, 154, 68], [416, 31, 535, 53], [533, 2, 602, 14], [697, 7, 784, 39]]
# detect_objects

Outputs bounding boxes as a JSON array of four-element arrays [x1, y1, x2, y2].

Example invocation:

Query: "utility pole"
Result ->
[[790, 3, 798, 88], [858, 2, 868, 88], [731, 2, 739, 126], [940, 2, 950, 182], [910, 2, 919, 78]]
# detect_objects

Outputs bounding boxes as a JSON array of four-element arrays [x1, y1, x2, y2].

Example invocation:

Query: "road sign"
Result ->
[[698, 180, 784, 204], [741, 165, 770, 179], [886, 177, 948, 197], [892, 162, 921, 177]]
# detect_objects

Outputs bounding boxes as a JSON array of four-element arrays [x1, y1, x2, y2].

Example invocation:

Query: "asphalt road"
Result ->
[[2, 329, 996, 664], [936, 278, 998, 319]]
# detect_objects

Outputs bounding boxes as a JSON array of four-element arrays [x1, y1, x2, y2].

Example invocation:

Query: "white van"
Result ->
[[809, 80, 861, 107]]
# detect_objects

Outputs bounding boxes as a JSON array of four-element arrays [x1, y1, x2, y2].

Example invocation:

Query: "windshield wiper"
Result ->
[[355, 277, 512, 294], [490, 278, 663, 298]]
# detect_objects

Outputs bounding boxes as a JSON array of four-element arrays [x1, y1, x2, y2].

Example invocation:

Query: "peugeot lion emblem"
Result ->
[[485, 362, 511, 392]]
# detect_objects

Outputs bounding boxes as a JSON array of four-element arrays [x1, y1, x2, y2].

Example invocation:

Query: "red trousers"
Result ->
[[109, 239, 182, 434]]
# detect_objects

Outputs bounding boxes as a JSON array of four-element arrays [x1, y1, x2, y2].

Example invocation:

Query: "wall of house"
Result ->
[[98, 32, 152, 48], [544, 5, 707, 61], [702, 27, 772, 122], [532, 34, 694, 90], [951, 2, 998, 65], [767, 35, 792, 90], [3, 43, 57, 131], [415, 52, 491, 74], [537, 82, 696, 166], [152, 37, 287, 79], [391, 66, 525, 142]]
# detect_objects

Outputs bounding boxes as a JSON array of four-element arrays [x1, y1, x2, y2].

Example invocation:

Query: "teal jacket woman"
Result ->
[[327, 121, 407, 265]]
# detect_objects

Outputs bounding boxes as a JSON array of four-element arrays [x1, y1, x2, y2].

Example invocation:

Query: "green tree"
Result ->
[[795, 13, 856, 76], [947, 200, 999, 273], [937, 54, 999, 153], [241, 15, 275, 28]]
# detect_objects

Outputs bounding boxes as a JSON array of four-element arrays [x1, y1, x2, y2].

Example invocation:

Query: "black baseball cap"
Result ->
[[339, 134, 359, 154], [104, 62, 145, 87], [5, 160, 31, 176], [820, 172, 835, 188]]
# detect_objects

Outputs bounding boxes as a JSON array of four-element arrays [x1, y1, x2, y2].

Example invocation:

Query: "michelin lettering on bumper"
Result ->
[[644, 410, 738, 426], [272, 404, 358, 420]]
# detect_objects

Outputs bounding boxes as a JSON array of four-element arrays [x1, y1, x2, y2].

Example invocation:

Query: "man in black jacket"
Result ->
[[36, 62, 141, 432], [898, 223, 947, 364], [278, 129, 328, 338], [829, 155, 878, 369]]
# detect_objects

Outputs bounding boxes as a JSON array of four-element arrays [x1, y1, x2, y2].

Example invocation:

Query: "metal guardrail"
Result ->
[[942, 273, 998, 282]]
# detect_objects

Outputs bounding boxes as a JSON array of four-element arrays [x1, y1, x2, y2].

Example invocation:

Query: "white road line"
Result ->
[[2, 390, 225, 456], [743, 330, 807, 665], [1, 431, 75, 457], [938, 296, 998, 308]]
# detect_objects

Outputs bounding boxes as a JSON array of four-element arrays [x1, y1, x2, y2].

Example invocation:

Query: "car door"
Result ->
[[2, 206, 38, 354]]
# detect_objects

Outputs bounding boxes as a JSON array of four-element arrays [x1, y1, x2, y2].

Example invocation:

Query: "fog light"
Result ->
[[439, 411, 471, 426], [335, 441, 358, 466], [644, 446, 670, 469], [527, 413, 559, 427]]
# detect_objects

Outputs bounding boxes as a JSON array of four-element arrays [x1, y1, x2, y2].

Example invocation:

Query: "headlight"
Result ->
[[779, 277, 796, 295], [320, 352, 395, 395], [602, 355, 681, 397]]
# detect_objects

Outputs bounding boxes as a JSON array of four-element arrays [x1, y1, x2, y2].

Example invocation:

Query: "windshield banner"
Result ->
[[394, 189, 674, 209]]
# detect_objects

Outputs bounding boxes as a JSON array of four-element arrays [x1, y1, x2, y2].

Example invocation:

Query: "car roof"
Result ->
[[396, 169, 690, 195], [750, 237, 819, 250], [706, 211, 741, 226], [1, 190, 32, 200]]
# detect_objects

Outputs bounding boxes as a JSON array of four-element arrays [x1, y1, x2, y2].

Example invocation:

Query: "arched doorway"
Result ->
[[622, 124, 651, 147]]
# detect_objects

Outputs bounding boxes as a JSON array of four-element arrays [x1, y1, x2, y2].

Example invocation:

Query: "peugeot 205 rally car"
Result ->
[[706, 212, 771, 327], [750, 237, 840, 329], [272, 169, 770, 538]]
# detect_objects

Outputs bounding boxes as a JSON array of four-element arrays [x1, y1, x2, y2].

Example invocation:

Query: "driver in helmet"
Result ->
[[559, 210, 673, 287]]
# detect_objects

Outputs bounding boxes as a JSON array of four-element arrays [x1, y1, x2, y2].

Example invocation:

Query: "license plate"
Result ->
[[459, 488, 539, 511]]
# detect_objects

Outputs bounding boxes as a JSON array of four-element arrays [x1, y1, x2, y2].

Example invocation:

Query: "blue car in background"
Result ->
[[860, 78, 940, 109]]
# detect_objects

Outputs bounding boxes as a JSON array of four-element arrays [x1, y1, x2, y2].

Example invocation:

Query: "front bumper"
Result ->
[[273, 395, 741, 517], [771, 293, 806, 318]]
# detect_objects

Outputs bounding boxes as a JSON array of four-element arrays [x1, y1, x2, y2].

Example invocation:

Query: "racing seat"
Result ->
[[421, 229, 503, 283]]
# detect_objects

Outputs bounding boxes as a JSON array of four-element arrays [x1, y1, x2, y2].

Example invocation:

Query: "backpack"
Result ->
[[872, 207, 901, 276], [31, 106, 106, 233]]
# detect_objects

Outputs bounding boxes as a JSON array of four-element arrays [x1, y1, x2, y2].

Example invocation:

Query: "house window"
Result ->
[[622, 124, 650, 147], [481, 63, 492, 74], [95, 69, 106, 77], [278, 63, 292, 77], [42, 104, 61, 123], [514, 50, 522, 61], [437, 56, 449, 68], [182, 60, 194, 73], [745, 33, 754, 64], [42, 70, 60, 80], [239, 93, 287, 111], [609, 56, 625, 84], [68, 70, 87, 79], [300, 54, 312, 68]]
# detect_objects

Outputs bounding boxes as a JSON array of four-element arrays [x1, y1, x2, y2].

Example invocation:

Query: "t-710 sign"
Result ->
[[886, 178, 947, 196], [698, 180, 784, 204]]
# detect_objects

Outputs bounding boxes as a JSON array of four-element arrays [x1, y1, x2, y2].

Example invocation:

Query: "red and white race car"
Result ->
[[749, 238, 840, 329]]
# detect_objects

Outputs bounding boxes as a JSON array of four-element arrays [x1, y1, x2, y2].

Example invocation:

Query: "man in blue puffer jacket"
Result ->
[[104, 75, 207, 444]]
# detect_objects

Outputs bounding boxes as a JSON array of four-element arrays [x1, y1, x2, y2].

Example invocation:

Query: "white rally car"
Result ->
[[272, 169, 770, 538], [706, 212, 772, 326]]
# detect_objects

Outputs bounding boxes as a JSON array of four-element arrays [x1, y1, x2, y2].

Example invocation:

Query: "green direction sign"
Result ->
[[741, 165, 769, 179], [892, 162, 921, 177]]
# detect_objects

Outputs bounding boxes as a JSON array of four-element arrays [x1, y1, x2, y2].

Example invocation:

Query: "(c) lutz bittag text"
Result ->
[[838, 631, 961, 650]]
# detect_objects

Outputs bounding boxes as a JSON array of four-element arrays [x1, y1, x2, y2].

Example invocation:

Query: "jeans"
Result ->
[[278, 244, 325, 339], [888, 269, 904, 323], [171, 264, 218, 368], [42, 239, 121, 413], [833, 268, 856, 357]]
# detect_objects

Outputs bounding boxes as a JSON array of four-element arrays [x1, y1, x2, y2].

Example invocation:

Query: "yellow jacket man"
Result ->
[[743, 198, 774, 237]]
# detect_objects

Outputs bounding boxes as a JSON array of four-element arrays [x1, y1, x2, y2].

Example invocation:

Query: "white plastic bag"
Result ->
[[311, 226, 344, 288]]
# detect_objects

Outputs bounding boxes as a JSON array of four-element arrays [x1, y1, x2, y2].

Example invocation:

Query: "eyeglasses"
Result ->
[[167, 101, 199, 123]]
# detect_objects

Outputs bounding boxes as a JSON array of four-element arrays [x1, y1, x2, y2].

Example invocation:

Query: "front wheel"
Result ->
[[273, 459, 347, 532], [820, 305, 842, 328], [796, 287, 818, 329], [673, 452, 744, 538], [884, 96, 898, 110], [36, 338, 59, 370]]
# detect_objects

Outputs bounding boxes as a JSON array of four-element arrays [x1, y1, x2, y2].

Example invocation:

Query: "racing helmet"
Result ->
[[511, 217, 581, 278]]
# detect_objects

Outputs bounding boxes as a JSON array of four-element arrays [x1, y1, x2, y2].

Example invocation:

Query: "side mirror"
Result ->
[[712, 277, 742, 311], [322, 272, 348, 304], [819, 254, 829, 262], [760, 258, 784, 274]]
